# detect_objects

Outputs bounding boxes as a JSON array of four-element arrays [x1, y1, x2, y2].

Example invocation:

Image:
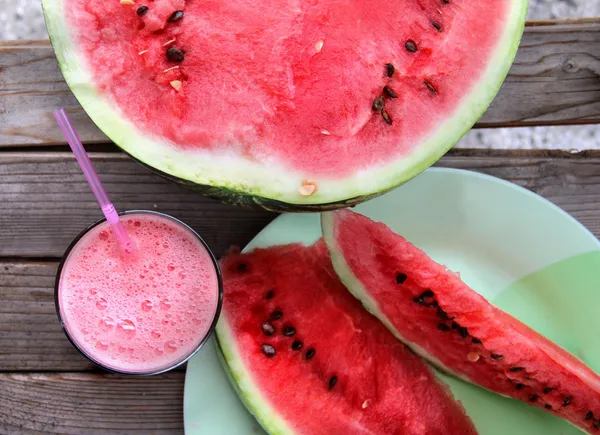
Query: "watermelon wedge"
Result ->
[[215, 242, 478, 434], [42, 0, 527, 210], [322, 209, 600, 434]]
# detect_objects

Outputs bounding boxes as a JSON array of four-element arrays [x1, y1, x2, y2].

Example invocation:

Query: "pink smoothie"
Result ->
[[58, 212, 220, 374]]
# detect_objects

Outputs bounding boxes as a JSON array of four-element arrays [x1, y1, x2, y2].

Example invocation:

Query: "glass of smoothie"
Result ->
[[55, 210, 222, 375]]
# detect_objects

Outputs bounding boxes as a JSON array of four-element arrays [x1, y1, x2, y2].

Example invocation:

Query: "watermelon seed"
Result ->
[[404, 40, 418, 53], [451, 321, 458, 330], [586, 411, 594, 421], [381, 110, 393, 125], [167, 10, 184, 22], [428, 300, 439, 308], [419, 290, 434, 299], [458, 326, 469, 338], [424, 80, 438, 95], [283, 326, 296, 337], [509, 367, 525, 372], [265, 290, 275, 300], [166, 47, 185, 63], [543, 387, 554, 394], [467, 352, 480, 362], [298, 180, 318, 196], [138, 49, 149, 55], [442, 0, 450, 4], [545, 404, 552, 410], [136, 6, 149, 15], [396, 273, 407, 284], [261, 322, 275, 336], [471, 337, 482, 344], [563, 396, 573, 407], [328, 376, 338, 390], [383, 86, 398, 99], [437, 323, 450, 332], [169, 80, 182, 92], [432, 21, 442, 32], [515, 383, 525, 390], [490, 353, 503, 360], [362, 399, 371, 409], [120, 0, 135, 5], [162, 38, 176, 47], [305, 348, 316, 360], [291, 340, 303, 351], [270, 309, 283, 320], [163, 66, 180, 73], [385, 63, 395, 77], [236, 263, 248, 272], [594, 421, 599, 430], [529, 394, 538, 402], [437, 307, 451, 320], [261, 344, 276, 358], [372, 96, 385, 112]]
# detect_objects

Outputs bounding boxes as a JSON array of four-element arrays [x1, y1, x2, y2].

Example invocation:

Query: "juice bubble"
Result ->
[[141, 300, 154, 312], [154, 348, 164, 356], [118, 319, 136, 335], [179, 271, 187, 279], [82, 328, 91, 335], [134, 220, 141, 227], [118, 346, 127, 354], [151, 331, 161, 339], [167, 263, 176, 272], [99, 231, 109, 241], [164, 340, 178, 353], [95, 340, 109, 351], [163, 242, 169, 249], [89, 289, 97, 295], [99, 316, 115, 330], [96, 298, 108, 310], [160, 299, 172, 311]]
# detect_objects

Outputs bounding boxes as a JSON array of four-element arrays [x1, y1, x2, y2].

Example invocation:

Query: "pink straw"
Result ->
[[53, 108, 136, 254]]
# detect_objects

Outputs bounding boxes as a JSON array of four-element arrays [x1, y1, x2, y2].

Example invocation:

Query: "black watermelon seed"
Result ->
[[543, 387, 554, 394], [437, 308, 451, 320], [383, 86, 398, 99], [236, 263, 248, 272], [265, 290, 275, 300], [381, 109, 392, 125], [442, 0, 450, 3], [261, 322, 275, 336], [396, 273, 407, 284], [471, 338, 482, 344], [509, 367, 525, 372], [545, 404, 552, 410], [405, 40, 417, 52], [432, 21, 442, 31], [586, 411, 594, 421], [490, 353, 503, 360], [270, 309, 283, 320], [136, 5, 149, 16], [516, 383, 525, 390], [529, 394, 538, 402], [372, 96, 385, 112], [419, 290, 434, 299], [458, 326, 468, 338], [594, 421, 599, 430], [328, 376, 338, 390], [291, 340, 303, 351], [167, 10, 184, 22], [261, 344, 276, 358], [563, 396, 573, 407], [385, 63, 395, 77], [424, 80, 438, 94], [437, 323, 450, 332], [306, 348, 316, 360], [451, 321, 459, 330], [283, 326, 296, 337], [166, 47, 185, 62], [427, 300, 439, 309]]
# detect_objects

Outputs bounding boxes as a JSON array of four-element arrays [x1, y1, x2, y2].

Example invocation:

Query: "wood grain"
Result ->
[[0, 372, 184, 434], [1, 21, 600, 147]]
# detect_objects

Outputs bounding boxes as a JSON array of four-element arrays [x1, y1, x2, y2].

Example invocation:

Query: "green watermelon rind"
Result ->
[[214, 312, 296, 435], [42, 0, 527, 211]]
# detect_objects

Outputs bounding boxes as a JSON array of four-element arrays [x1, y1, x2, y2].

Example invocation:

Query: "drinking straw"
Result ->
[[53, 108, 136, 254]]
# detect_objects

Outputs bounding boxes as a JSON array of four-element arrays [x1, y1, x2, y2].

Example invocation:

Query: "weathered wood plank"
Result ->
[[1, 21, 600, 147], [1, 151, 599, 259], [0, 372, 184, 434]]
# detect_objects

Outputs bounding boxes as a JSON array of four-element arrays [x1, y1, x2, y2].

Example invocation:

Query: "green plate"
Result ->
[[184, 167, 600, 434]]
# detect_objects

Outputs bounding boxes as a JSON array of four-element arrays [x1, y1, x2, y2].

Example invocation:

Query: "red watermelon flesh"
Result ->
[[65, 0, 508, 176], [216, 241, 478, 434], [322, 209, 600, 434]]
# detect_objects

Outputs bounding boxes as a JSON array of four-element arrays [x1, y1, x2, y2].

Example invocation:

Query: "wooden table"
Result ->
[[1, 18, 600, 434]]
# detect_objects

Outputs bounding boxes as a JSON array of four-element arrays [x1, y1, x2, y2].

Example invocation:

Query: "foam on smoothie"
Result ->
[[59, 213, 219, 373]]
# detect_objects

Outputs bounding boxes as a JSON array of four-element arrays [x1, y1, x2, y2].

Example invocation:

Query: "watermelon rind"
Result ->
[[321, 211, 468, 382], [214, 311, 295, 435], [42, 0, 527, 211]]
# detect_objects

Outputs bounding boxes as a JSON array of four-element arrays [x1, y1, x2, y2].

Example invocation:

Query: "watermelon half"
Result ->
[[42, 0, 527, 211], [322, 209, 600, 434], [215, 242, 478, 434]]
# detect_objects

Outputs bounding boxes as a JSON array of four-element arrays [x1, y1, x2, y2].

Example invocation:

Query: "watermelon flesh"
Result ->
[[216, 242, 478, 434], [322, 209, 600, 434], [42, 0, 527, 207]]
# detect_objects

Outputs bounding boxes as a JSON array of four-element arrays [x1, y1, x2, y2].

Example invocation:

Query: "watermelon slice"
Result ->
[[322, 209, 600, 434], [42, 0, 527, 210], [215, 242, 478, 434]]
